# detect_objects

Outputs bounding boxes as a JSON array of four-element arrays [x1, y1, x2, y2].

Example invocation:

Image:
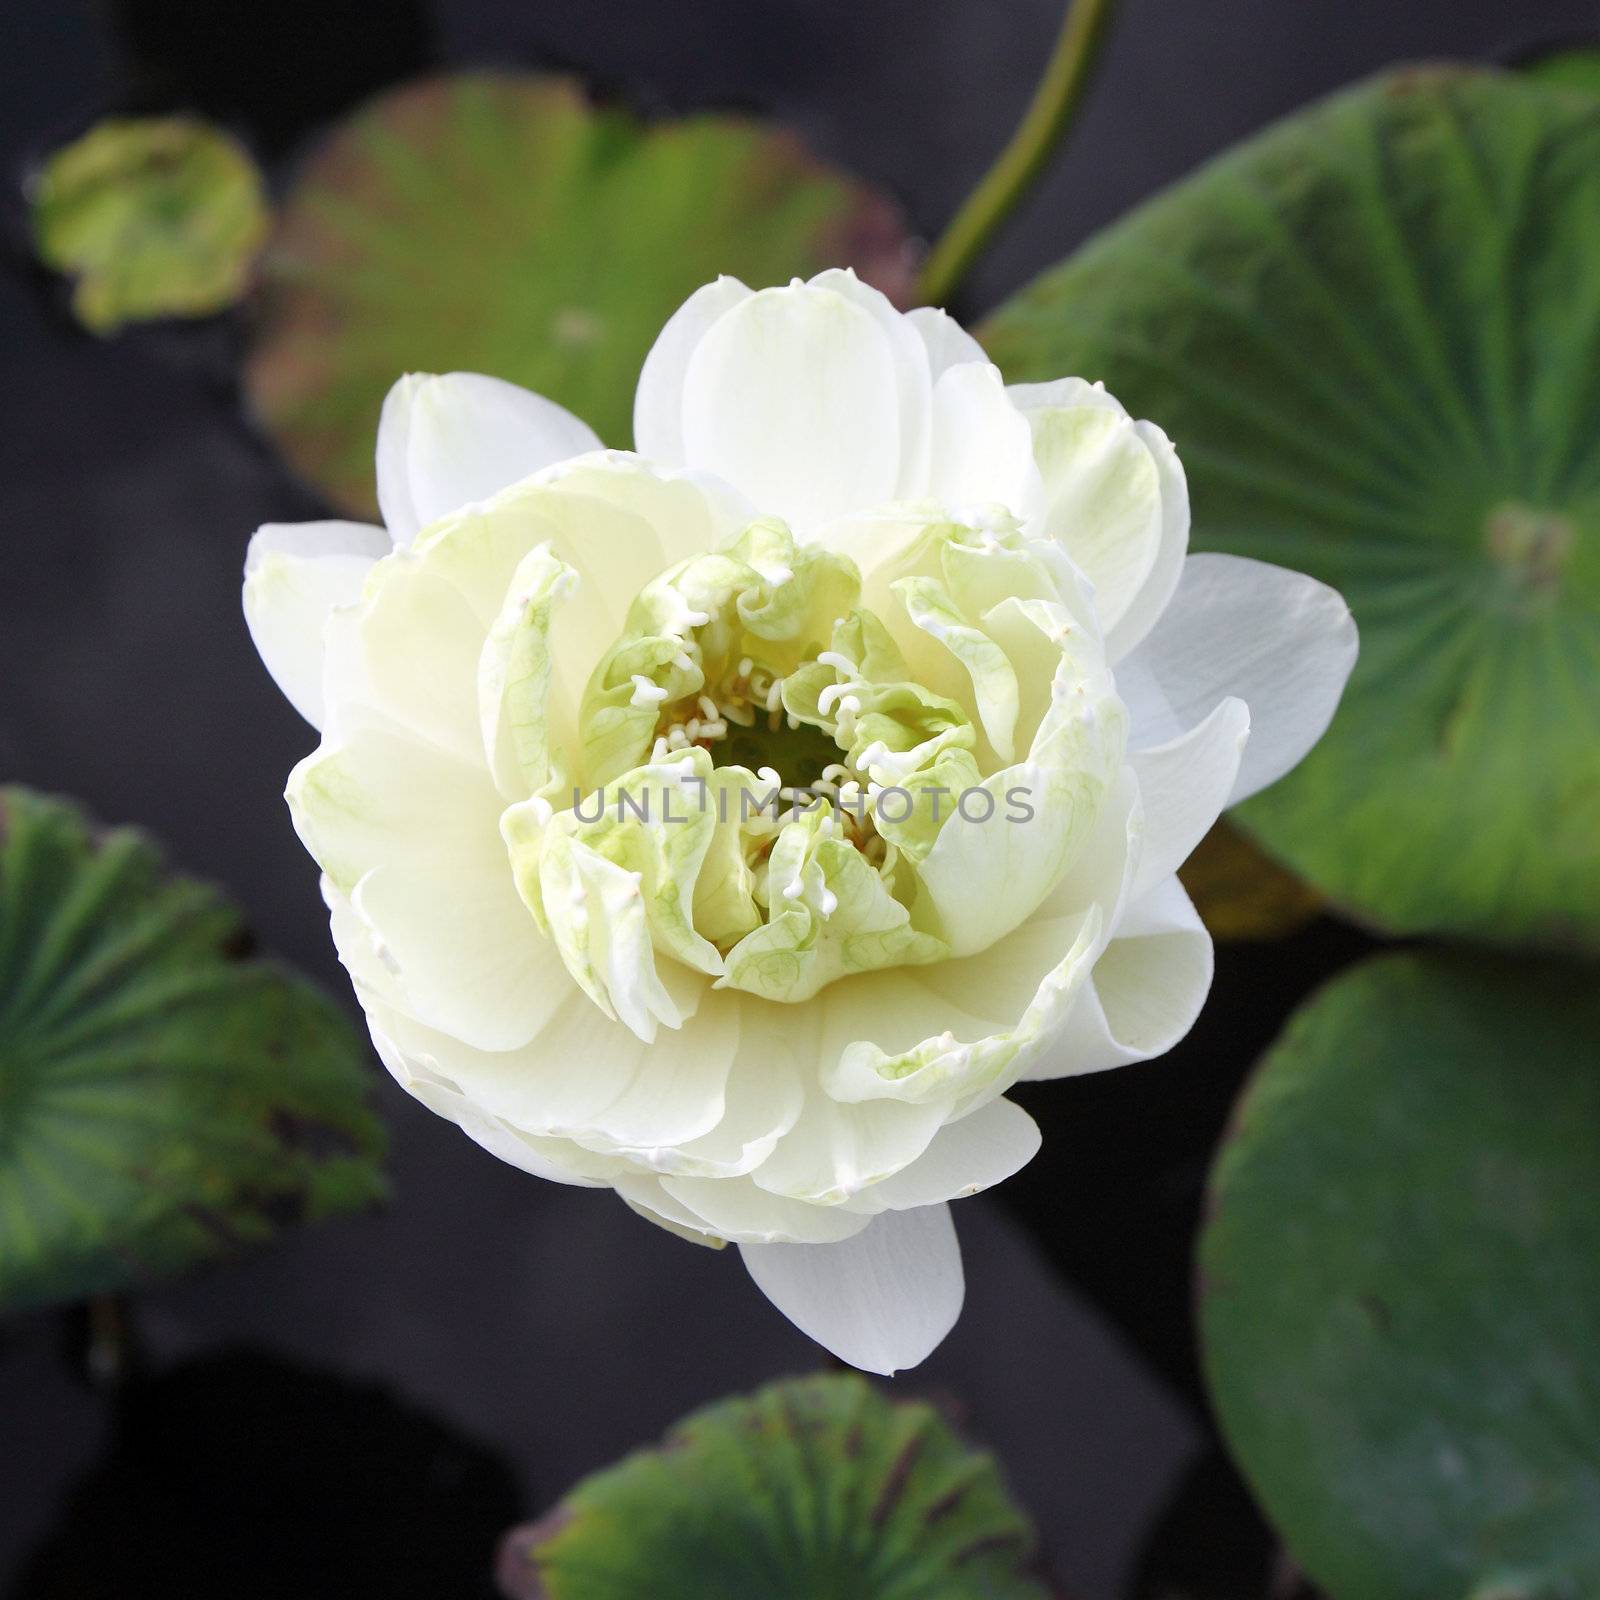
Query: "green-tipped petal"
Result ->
[[504, 755, 724, 1041], [914, 596, 1125, 958], [894, 575, 1021, 761], [1009, 381, 1189, 661], [721, 814, 946, 1004], [478, 541, 578, 798]]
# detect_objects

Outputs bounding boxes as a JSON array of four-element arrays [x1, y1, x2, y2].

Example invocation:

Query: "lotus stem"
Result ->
[[916, 0, 1117, 309]]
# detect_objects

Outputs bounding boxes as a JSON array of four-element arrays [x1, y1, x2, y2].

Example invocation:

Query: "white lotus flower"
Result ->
[[243, 270, 1356, 1374]]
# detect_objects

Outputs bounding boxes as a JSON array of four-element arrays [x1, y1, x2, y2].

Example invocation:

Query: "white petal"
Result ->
[[914, 767, 1089, 959], [1030, 874, 1212, 1078], [661, 1175, 873, 1245], [371, 1024, 618, 1188], [352, 453, 748, 766], [1127, 696, 1250, 901], [615, 1175, 728, 1247], [913, 590, 1128, 958], [1118, 420, 1191, 659], [806, 268, 934, 498], [927, 362, 1042, 517], [845, 1097, 1040, 1213], [1008, 376, 1128, 418], [1010, 380, 1189, 661], [634, 1049, 803, 1179], [740, 1203, 964, 1374], [324, 874, 408, 1012], [323, 546, 487, 764], [838, 775, 1138, 1104], [242, 520, 390, 728], [632, 276, 753, 465], [288, 714, 561, 1051], [678, 282, 908, 534], [371, 980, 734, 1155], [906, 305, 988, 377], [377, 372, 602, 544], [1119, 553, 1357, 803], [752, 1064, 951, 1204]]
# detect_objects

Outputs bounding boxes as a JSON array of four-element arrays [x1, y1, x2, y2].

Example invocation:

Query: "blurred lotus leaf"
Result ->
[[983, 67, 1600, 955], [30, 115, 269, 333], [246, 72, 914, 516], [0, 788, 385, 1314], [1200, 951, 1600, 1600], [495, 1372, 1053, 1600], [1522, 45, 1600, 98], [1178, 820, 1322, 942]]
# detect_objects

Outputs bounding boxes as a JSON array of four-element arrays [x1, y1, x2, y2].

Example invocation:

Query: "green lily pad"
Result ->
[[496, 1372, 1052, 1600], [246, 72, 913, 516], [1199, 951, 1600, 1600], [30, 115, 269, 334], [1522, 46, 1600, 99], [982, 67, 1600, 954], [0, 789, 385, 1314]]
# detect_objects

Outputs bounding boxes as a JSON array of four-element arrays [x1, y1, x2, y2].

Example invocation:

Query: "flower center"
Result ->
[[645, 654, 851, 792], [1483, 501, 1575, 613], [502, 508, 1126, 1023]]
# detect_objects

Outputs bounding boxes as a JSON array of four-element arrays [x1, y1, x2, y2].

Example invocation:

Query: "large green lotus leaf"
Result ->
[[1523, 47, 1600, 99], [982, 68, 1600, 954], [246, 72, 913, 516], [1199, 951, 1600, 1600], [30, 116, 269, 334], [0, 789, 385, 1314], [496, 1372, 1052, 1600]]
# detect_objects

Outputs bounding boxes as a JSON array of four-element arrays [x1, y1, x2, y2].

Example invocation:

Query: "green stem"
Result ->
[[916, 0, 1117, 309]]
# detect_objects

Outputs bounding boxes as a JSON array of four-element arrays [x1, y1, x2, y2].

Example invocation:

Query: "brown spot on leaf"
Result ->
[[923, 1480, 970, 1527], [495, 1509, 572, 1600], [1357, 1291, 1393, 1335], [869, 1432, 925, 1529], [950, 1529, 1030, 1566]]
